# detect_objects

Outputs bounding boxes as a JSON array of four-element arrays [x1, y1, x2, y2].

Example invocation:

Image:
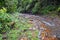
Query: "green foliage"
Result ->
[[0, 8, 12, 33], [7, 30, 19, 40], [0, 0, 5, 8], [0, 0, 60, 15], [32, 2, 41, 14], [17, 0, 37, 13], [57, 6, 60, 12], [5, 0, 18, 13], [17, 0, 60, 15], [0, 7, 7, 13], [0, 34, 2, 40], [41, 5, 56, 14], [26, 30, 39, 40], [7, 14, 33, 40], [0, 0, 18, 13]]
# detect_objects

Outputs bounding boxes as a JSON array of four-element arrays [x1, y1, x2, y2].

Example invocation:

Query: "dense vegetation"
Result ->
[[0, 8, 10, 33], [17, 0, 60, 15], [0, 0, 60, 14], [0, 0, 60, 40]]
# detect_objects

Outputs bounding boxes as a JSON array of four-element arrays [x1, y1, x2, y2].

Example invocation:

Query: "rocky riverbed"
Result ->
[[18, 14, 60, 40]]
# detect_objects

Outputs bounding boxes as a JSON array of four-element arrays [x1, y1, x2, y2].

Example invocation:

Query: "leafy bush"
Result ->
[[41, 5, 56, 14], [5, 0, 18, 13], [17, 0, 33, 13], [17, 0, 58, 15], [32, 2, 41, 14], [0, 7, 12, 33], [57, 6, 60, 12], [0, 0, 60, 15]]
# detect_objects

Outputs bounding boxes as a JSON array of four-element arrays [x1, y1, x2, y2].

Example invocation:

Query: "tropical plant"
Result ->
[[0, 7, 12, 33]]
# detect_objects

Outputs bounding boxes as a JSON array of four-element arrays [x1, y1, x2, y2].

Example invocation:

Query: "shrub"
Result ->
[[41, 5, 56, 14], [0, 7, 12, 33], [17, 0, 59, 15], [5, 0, 18, 13]]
